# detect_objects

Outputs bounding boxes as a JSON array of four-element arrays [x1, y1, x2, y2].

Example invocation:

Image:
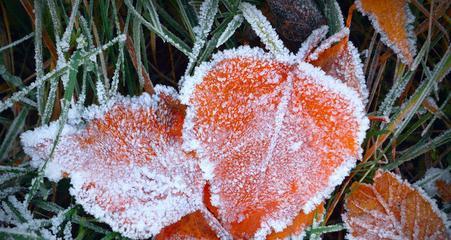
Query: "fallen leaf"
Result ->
[[21, 86, 205, 239], [355, 0, 416, 66], [343, 170, 448, 240], [306, 28, 368, 102], [181, 46, 368, 238]]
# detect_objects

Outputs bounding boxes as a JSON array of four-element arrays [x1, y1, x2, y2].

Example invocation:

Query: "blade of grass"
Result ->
[[0, 107, 29, 161], [0, 32, 34, 54], [124, 0, 192, 57], [383, 129, 451, 170]]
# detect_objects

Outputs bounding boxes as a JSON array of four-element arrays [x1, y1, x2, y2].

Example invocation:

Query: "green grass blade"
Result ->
[[384, 129, 451, 170], [0, 107, 29, 161]]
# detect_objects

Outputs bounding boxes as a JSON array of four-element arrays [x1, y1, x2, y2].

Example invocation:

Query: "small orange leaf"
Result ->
[[21, 86, 205, 239], [355, 0, 416, 66], [181, 46, 368, 238], [343, 170, 448, 240], [155, 211, 219, 240], [436, 180, 451, 203], [267, 203, 325, 240], [306, 28, 368, 102]]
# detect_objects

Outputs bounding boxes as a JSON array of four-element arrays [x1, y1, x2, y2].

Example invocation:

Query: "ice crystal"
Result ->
[[0, 196, 72, 239], [240, 2, 290, 58], [296, 25, 329, 60]]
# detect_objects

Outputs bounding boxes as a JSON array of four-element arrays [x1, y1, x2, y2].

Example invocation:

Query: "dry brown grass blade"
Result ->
[[125, 36, 155, 94], [20, 0, 58, 68]]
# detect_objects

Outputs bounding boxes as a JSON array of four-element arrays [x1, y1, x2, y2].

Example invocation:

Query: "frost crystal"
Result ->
[[240, 2, 290, 58], [296, 25, 329, 60], [20, 85, 205, 239], [181, 47, 368, 238]]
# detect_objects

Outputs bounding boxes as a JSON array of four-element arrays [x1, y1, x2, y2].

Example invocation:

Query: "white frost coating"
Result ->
[[333, 0, 345, 29], [240, 2, 290, 58], [307, 27, 350, 61], [347, 41, 369, 103], [185, 0, 219, 75], [415, 167, 451, 198], [20, 85, 205, 239], [216, 14, 244, 48], [296, 25, 329, 60], [355, 0, 417, 67], [182, 46, 369, 238]]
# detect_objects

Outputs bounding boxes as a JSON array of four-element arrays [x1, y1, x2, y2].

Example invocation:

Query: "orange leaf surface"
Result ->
[[306, 28, 368, 102], [155, 211, 219, 240], [343, 170, 448, 240], [355, 0, 416, 66], [21, 86, 205, 239], [181, 46, 368, 238]]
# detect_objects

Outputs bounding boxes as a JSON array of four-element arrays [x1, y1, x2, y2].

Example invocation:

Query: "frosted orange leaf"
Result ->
[[20, 86, 205, 239], [436, 180, 451, 203], [306, 28, 368, 102], [343, 170, 448, 240], [181, 46, 368, 238], [355, 0, 416, 66]]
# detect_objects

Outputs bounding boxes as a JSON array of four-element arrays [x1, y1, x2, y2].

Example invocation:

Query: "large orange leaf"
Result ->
[[355, 0, 416, 66], [343, 170, 448, 240], [181, 46, 368, 238], [306, 28, 368, 102], [21, 86, 205, 239]]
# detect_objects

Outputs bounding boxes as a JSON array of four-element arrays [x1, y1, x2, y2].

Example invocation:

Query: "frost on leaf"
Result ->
[[306, 28, 368, 102], [296, 25, 329, 60], [20, 86, 204, 239], [355, 0, 416, 66], [343, 170, 448, 240], [181, 46, 368, 239]]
